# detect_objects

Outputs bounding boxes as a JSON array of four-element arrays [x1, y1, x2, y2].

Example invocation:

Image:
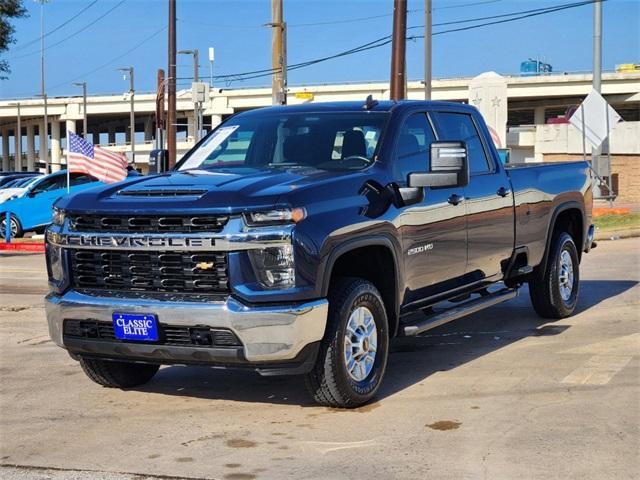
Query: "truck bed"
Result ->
[[506, 161, 593, 268]]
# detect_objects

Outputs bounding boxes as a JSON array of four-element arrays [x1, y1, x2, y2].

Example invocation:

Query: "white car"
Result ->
[[0, 175, 43, 204]]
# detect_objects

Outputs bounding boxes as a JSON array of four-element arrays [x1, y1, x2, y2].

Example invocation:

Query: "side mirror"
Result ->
[[408, 141, 469, 189]]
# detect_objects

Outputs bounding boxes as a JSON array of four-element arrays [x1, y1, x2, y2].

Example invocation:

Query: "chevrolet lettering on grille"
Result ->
[[62, 234, 216, 249]]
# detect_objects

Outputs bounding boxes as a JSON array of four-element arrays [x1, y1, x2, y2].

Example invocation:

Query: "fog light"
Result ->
[[248, 245, 295, 288], [46, 243, 64, 284]]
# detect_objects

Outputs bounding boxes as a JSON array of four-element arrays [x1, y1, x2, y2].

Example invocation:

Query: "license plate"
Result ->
[[112, 313, 158, 342]]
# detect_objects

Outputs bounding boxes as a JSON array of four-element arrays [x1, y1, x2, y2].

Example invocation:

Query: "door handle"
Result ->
[[448, 193, 464, 206], [497, 186, 511, 197]]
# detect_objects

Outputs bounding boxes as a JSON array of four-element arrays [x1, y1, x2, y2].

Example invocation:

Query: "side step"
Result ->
[[403, 288, 518, 337]]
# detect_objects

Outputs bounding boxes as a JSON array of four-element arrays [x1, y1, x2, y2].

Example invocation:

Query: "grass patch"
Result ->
[[594, 213, 640, 231]]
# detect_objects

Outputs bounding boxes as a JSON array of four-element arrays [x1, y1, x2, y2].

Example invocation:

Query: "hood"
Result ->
[[56, 167, 369, 215]]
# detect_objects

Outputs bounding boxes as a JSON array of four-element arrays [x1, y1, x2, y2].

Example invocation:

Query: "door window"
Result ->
[[69, 173, 95, 186], [394, 113, 436, 183], [434, 112, 491, 174], [30, 176, 65, 195]]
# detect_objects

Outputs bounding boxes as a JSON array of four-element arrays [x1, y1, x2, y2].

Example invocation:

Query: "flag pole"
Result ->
[[66, 133, 71, 192]]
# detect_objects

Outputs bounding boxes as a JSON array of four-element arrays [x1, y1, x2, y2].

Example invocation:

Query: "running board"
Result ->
[[403, 288, 518, 337]]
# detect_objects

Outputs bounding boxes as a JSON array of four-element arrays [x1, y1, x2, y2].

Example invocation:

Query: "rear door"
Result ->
[[395, 112, 467, 306], [432, 110, 514, 281]]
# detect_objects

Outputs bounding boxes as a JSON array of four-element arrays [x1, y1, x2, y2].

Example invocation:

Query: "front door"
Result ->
[[395, 112, 468, 308]]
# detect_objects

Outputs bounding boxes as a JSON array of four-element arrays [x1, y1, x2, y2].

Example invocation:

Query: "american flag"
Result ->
[[67, 132, 128, 184]]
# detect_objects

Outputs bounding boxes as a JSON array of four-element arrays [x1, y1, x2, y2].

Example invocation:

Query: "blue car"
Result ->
[[0, 171, 102, 238]]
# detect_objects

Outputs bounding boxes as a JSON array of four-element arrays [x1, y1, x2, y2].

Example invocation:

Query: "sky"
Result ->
[[0, 0, 638, 100]]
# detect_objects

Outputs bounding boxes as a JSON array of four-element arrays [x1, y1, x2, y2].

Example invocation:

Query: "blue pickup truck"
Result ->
[[44, 100, 594, 407]]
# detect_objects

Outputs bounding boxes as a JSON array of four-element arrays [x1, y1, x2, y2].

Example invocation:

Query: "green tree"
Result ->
[[1, 0, 28, 79]]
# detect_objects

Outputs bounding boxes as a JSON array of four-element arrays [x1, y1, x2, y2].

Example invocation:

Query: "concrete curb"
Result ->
[[594, 228, 640, 241], [0, 242, 45, 252]]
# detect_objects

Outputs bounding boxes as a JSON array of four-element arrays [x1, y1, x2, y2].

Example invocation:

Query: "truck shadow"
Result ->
[[137, 279, 637, 406]]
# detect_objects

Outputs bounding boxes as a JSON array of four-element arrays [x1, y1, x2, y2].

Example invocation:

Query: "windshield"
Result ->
[[177, 111, 387, 172]]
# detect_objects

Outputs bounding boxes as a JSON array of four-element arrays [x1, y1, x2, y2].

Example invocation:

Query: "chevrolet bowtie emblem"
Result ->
[[196, 262, 215, 270]]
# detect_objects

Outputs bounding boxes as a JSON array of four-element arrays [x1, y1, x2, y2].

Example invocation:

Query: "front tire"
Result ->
[[79, 358, 159, 388], [528, 232, 580, 319], [305, 277, 389, 408], [0, 214, 22, 239]]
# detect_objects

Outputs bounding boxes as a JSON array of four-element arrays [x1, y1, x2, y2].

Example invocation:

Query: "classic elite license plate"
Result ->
[[112, 313, 158, 341]]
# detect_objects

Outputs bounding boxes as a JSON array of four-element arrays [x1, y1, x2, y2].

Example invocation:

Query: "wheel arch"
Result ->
[[321, 236, 403, 337], [539, 201, 585, 277]]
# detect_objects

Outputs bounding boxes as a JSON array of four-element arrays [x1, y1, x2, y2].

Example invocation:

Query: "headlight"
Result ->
[[52, 207, 65, 226], [248, 245, 295, 289], [243, 208, 306, 227]]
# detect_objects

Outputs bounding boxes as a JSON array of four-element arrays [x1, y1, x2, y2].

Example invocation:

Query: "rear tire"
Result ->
[[528, 232, 580, 319], [79, 358, 159, 388], [305, 277, 389, 408]]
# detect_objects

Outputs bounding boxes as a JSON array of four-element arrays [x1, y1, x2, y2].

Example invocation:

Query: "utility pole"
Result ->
[[269, 0, 287, 105], [156, 69, 166, 151], [72, 82, 88, 138], [37, 0, 49, 171], [390, 0, 408, 101], [118, 67, 135, 165], [592, 0, 604, 199], [593, 0, 602, 94], [167, 0, 177, 167], [424, 0, 432, 100]]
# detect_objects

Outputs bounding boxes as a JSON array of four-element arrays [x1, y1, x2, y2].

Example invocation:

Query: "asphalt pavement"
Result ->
[[0, 239, 638, 480]]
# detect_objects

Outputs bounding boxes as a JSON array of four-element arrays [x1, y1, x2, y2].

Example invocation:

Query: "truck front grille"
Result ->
[[63, 319, 241, 347], [69, 250, 229, 295], [68, 214, 229, 233]]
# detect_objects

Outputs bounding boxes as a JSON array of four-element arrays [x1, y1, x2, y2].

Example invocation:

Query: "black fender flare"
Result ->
[[320, 234, 404, 334], [538, 200, 585, 277]]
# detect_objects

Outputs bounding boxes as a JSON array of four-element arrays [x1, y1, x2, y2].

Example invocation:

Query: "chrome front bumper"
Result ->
[[45, 290, 328, 366]]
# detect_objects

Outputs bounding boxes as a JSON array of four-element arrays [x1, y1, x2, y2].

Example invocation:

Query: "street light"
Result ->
[[34, 0, 49, 172], [117, 67, 135, 165], [72, 82, 88, 139], [178, 49, 202, 141], [178, 49, 199, 82]]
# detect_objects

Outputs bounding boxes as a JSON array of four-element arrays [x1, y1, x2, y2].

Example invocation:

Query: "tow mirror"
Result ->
[[408, 141, 469, 189]]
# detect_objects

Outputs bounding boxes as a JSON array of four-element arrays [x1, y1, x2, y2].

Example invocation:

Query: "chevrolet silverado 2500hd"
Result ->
[[45, 100, 594, 408]]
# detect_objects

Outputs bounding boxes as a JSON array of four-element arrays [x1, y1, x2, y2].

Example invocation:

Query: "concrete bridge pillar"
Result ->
[[186, 113, 196, 140], [27, 124, 36, 171], [51, 120, 61, 172], [210, 114, 222, 130], [38, 119, 48, 172], [108, 127, 116, 145], [1, 129, 9, 171], [534, 106, 546, 125]]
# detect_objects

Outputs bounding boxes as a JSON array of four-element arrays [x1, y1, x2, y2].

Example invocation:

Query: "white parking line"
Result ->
[[562, 355, 633, 385]]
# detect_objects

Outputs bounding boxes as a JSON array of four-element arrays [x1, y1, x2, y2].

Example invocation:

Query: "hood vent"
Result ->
[[117, 188, 207, 197]]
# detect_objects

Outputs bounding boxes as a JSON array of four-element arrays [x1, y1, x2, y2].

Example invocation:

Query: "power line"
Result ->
[[49, 25, 167, 91], [9, 1, 127, 60], [435, 0, 503, 10], [10, 1, 100, 53], [181, 0, 599, 85]]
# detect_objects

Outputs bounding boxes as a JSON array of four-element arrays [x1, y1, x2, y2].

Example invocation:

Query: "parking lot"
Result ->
[[0, 238, 638, 480]]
